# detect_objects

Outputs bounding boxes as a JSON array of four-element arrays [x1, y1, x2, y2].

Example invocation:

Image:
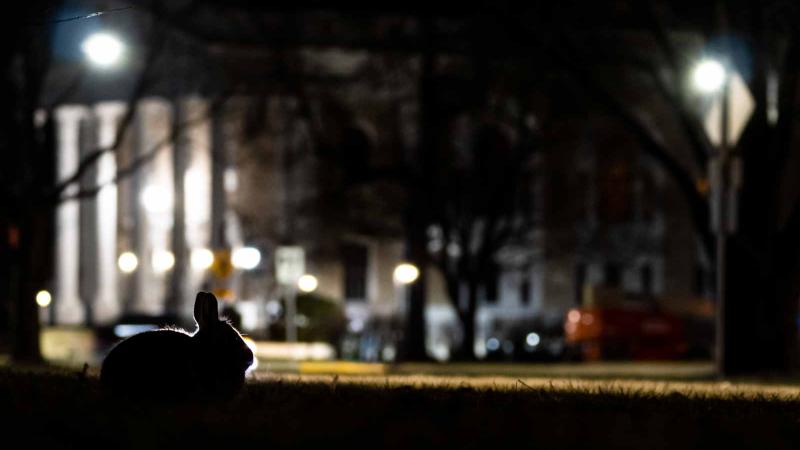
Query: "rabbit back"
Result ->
[[100, 329, 199, 401]]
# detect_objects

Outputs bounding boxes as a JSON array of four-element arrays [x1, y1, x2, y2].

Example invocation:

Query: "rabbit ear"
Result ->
[[194, 291, 219, 329]]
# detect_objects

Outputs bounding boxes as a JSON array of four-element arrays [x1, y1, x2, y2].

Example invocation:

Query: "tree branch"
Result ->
[[50, 15, 169, 200], [59, 94, 230, 203], [547, 29, 714, 259]]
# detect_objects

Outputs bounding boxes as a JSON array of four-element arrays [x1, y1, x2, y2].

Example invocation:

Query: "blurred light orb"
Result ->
[[393, 263, 420, 285], [140, 185, 172, 214], [190, 248, 214, 270], [567, 309, 581, 324], [382, 345, 397, 362], [81, 32, 124, 67], [526, 332, 541, 348], [693, 59, 726, 93], [348, 318, 365, 334], [265, 300, 282, 318], [118, 252, 138, 273], [486, 337, 500, 352], [232, 247, 261, 270], [35, 290, 52, 308], [152, 250, 175, 273], [297, 274, 319, 293], [224, 167, 238, 193]]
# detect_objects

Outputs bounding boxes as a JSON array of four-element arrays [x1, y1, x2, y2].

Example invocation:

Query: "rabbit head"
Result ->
[[191, 292, 255, 392]]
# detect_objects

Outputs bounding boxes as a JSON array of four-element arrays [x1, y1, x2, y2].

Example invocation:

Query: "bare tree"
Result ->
[[492, 0, 800, 374]]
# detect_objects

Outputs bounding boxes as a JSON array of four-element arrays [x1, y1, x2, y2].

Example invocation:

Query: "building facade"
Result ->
[[48, 92, 703, 361]]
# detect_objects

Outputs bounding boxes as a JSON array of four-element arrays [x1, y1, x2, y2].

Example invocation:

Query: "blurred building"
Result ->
[[47, 95, 410, 332], [41, 2, 708, 361], [46, 94, 703, 360]]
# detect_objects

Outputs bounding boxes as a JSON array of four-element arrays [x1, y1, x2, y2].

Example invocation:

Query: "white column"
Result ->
[[92, 101, 127, 324], [181, 97, 212, 318], [54, 105, 88, 325], [134, 98, 174, 315]]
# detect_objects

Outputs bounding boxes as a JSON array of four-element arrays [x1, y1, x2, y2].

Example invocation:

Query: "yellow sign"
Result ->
[[212, 287, 234, 302], [211, 249, 233, 278]]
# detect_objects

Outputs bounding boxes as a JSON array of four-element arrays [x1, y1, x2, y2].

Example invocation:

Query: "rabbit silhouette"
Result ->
[[100, 291, 254, 401]]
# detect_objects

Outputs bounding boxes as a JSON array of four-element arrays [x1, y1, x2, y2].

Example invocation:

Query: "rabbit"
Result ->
[[100, 291, 254, 402]]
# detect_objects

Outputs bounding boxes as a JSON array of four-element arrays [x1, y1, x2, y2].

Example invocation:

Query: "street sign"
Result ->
[[703, 71, 754, 147], [275, 246, 305, 285], [211, 249, 233, 278], [212, 287, 234, 301]]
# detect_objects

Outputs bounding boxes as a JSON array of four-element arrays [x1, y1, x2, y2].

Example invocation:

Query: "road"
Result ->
[[257, 360, 716, 380]]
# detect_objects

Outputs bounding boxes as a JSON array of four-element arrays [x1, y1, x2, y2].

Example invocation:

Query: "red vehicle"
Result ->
[[564, 305, 689, 361]]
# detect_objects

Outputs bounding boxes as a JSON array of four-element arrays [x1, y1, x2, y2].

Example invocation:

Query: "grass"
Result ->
[[2, 364, 800, 449]]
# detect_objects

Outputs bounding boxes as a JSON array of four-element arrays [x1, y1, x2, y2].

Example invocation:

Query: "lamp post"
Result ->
[[393, 262, 420, 331], [693, 57, 731, 374]]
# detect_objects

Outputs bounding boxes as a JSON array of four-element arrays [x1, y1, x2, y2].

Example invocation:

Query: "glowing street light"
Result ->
[[81, 32, 125, 68], [35, 290, 52, 308], [118, 252, 138, 273], [393, 263, 420, 285], [152, 250, 175, 273], [232, 247, 261, 270], [191, 248, 214, 270], [297, 274, 319, 293], [692, 59, 726, 93], [526, 332, 541, 348]]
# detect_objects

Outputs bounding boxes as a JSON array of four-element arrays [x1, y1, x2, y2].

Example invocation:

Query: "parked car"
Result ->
[[95, 312, 188, 358], [483, 316, 566, 362], [563, 305, 687, 361]]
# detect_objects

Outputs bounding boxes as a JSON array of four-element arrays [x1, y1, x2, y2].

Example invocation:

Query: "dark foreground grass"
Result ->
[[2, 366, 800, 449]]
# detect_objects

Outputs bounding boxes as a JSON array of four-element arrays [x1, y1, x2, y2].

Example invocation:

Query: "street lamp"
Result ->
[[232, 247, 261, 270], [118, 251, 138, 274], [692, 57, 732, 374], [692, 59, 726, 94], [152, 250, 175, 274], [191, 248, 215, 270], [393, 263, 420, 285], [82, 32, 125, 68], [297, 274, 318, 293], [35, 290, 52, 308], [393, 262, 420, 326]]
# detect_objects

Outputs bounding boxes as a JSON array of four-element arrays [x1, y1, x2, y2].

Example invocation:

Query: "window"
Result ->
[[342, 243, 368, 301], [520, 276, 531, 305]]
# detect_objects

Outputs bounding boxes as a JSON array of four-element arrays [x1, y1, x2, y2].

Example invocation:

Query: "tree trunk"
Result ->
[[722, 234, 799, 375], [400, 217, 429, 361], [398, 15, 435, 362], [453, 279, 478, 361], [10, 212, 47, 363]]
